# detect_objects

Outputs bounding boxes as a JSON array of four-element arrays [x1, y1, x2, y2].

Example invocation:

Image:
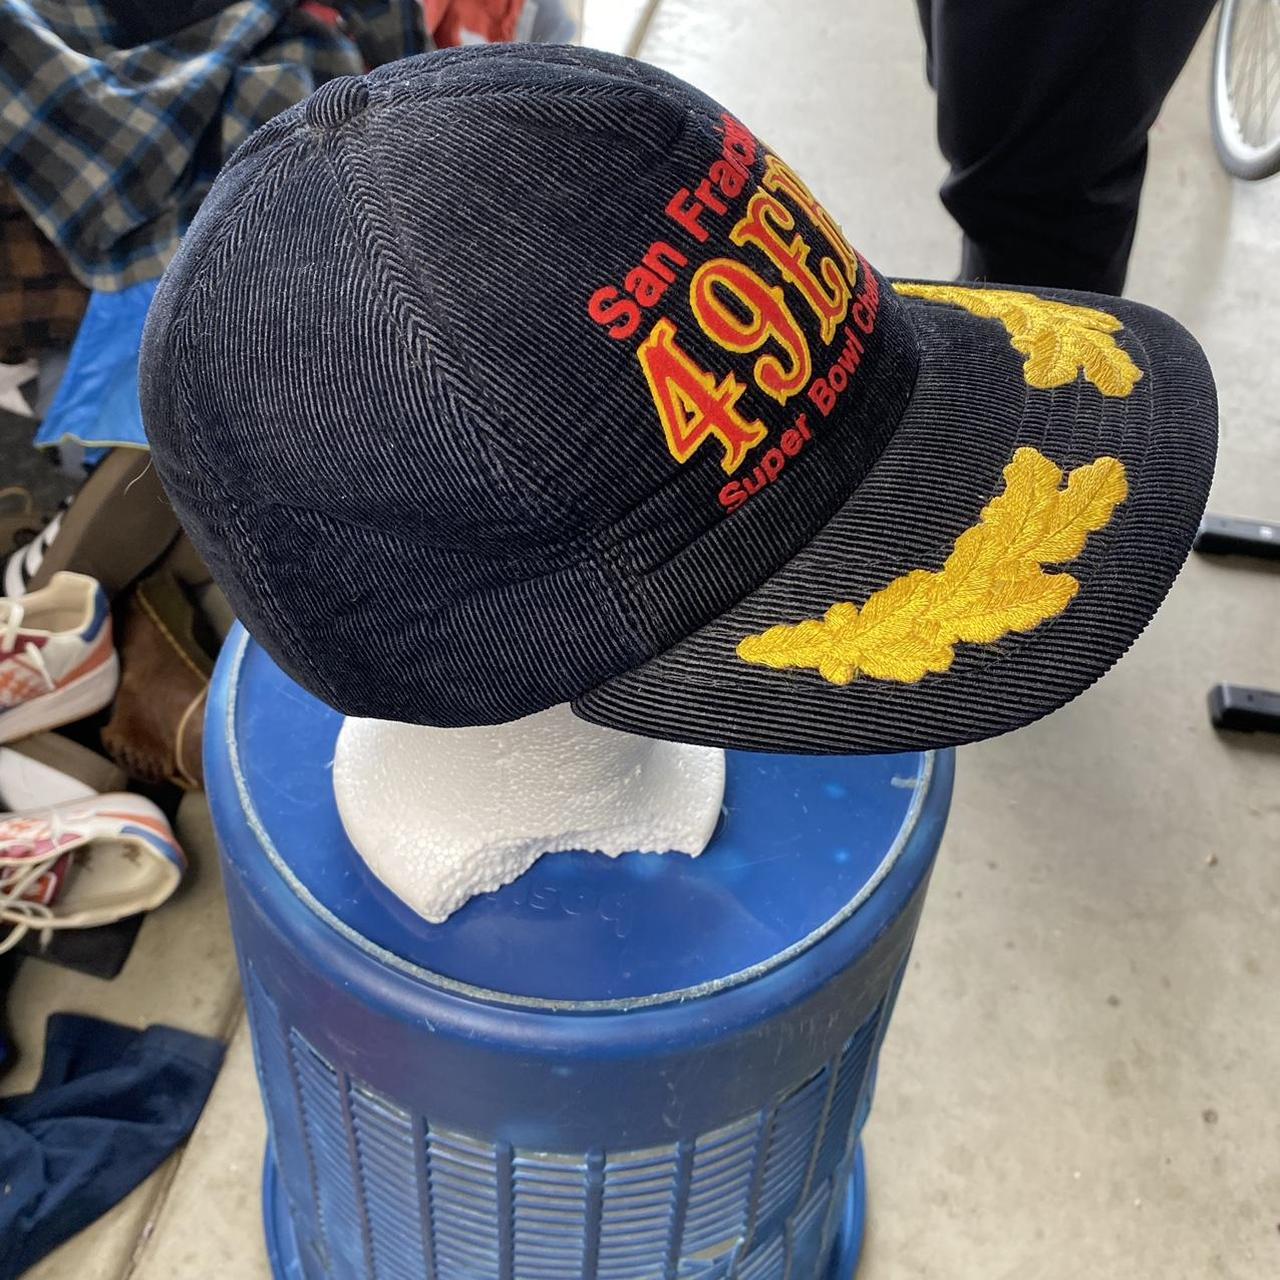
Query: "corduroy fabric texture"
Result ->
[[140, 44, 1217, 755], [575, 290, 1217, 753], [142, 45, 920, 727]]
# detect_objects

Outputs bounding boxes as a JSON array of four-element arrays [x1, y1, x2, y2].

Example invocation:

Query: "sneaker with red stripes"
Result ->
[[0, 571, 119, 745], [0, 793, 186, 954]]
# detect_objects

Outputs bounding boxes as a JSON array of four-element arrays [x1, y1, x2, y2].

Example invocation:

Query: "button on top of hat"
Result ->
[[305, 76, 369, 129]]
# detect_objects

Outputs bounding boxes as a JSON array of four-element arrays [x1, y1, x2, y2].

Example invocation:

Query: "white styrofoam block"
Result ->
[[333, 703, 726, 924]]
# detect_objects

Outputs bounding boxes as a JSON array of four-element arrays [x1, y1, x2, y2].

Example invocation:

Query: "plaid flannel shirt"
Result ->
[[0, 0, 426, 291], [0, 176, 88, 362]]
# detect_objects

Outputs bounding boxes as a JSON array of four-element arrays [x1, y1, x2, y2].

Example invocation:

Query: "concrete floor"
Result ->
[[4, 1, 1277, 1277]]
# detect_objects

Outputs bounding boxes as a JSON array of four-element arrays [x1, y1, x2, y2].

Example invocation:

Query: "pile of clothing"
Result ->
[[0, 0, 574, 961], [0, 453, 212, 954], [0, 0, 439, 961], [2, 0, 571, 452], [0, 2, 571, 1272]]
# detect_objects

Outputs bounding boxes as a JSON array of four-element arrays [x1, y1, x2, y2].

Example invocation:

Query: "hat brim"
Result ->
[[572, 284, 1217, 754]]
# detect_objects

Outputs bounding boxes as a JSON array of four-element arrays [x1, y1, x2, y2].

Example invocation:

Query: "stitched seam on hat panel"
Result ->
[[318, 108, 651, 665], [366, 80, 681, 120], [310, 69, 704, 540], [388, 89, 697, 538], [367, 43, 680, 97], [371, 48, 725, 171], [318, 83, 692, 553], [408, 94, 684, 153], [318, 118, 581, 536], [397, 42, 715, 114], [164, 138, 346, 712], [589, 533, 655, 655], [221, 100, 310, 175]]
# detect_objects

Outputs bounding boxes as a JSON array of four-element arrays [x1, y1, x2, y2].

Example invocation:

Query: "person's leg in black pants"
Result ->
[[915, 0, 1216, 295]]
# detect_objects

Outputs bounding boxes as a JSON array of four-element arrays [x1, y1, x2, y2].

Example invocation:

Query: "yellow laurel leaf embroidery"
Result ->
[[736, 447, 1128, 686], [891, 284, 1143, 397]]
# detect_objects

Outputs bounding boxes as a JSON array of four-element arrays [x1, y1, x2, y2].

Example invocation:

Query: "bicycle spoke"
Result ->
[[1245, 0, 1264, 139], [1245, 1, 1268, 139], [1252, 0, 1273, 141], [1233, 2, 1258, 133], [1265, 0, 1280, 141], [1228, 4, 1239, 104], [1236, 1, 1262, 138]]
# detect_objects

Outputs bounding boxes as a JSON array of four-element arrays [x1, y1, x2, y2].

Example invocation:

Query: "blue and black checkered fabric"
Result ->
[[0, 0, 426, 290]]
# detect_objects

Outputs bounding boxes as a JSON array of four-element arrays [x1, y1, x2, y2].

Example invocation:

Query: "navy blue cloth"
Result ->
[[0, 1013, 224, 1280]]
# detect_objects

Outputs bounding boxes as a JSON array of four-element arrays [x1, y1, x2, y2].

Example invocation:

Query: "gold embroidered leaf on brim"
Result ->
[[736, 447, 1128, 686], [892, 284, 1143, 397]]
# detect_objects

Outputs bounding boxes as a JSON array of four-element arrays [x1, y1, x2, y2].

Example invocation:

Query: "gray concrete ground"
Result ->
[[0, 409, 74, 512], [4, 1, 1277, 1277]]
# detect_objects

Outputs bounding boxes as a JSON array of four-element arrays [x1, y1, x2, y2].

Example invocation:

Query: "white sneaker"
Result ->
[[0, 732, 128, 811], [3, 499, 67, 598], [0, 792, 186, 954], [0, 571, 119, 744]]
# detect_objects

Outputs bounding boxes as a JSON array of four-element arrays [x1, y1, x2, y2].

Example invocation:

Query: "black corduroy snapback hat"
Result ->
[[141, 43, 1217, 754]]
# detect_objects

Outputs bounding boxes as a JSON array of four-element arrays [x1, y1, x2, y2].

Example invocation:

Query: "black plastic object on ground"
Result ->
[[1208, 684, 1280, 734]]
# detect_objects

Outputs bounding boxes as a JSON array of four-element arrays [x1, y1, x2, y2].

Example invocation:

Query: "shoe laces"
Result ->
[[0, 599, 56, 692], [0, 811, 68, 955]]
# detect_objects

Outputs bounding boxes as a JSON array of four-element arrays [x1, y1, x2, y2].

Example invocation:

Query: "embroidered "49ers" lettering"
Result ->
[[637, 319, 766, 473], [586, 121, 878, 503]]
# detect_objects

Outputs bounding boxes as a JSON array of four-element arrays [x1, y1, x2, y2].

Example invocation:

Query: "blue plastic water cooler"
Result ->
[[207, 629, 954, 1280]]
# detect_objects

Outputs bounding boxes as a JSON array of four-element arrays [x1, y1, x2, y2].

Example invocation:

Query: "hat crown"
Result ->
[[142, 45, 919, 725]]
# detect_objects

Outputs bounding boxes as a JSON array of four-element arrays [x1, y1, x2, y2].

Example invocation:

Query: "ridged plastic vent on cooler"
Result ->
[[246, 967, 890, 1280]]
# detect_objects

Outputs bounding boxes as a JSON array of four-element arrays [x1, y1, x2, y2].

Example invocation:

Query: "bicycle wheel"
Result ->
[[1212, 0, 1280, 179]]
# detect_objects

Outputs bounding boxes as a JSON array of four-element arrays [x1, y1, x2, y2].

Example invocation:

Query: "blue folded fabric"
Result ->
[[34, 281, 157, 457], [0, 1013, 225, 1279]]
